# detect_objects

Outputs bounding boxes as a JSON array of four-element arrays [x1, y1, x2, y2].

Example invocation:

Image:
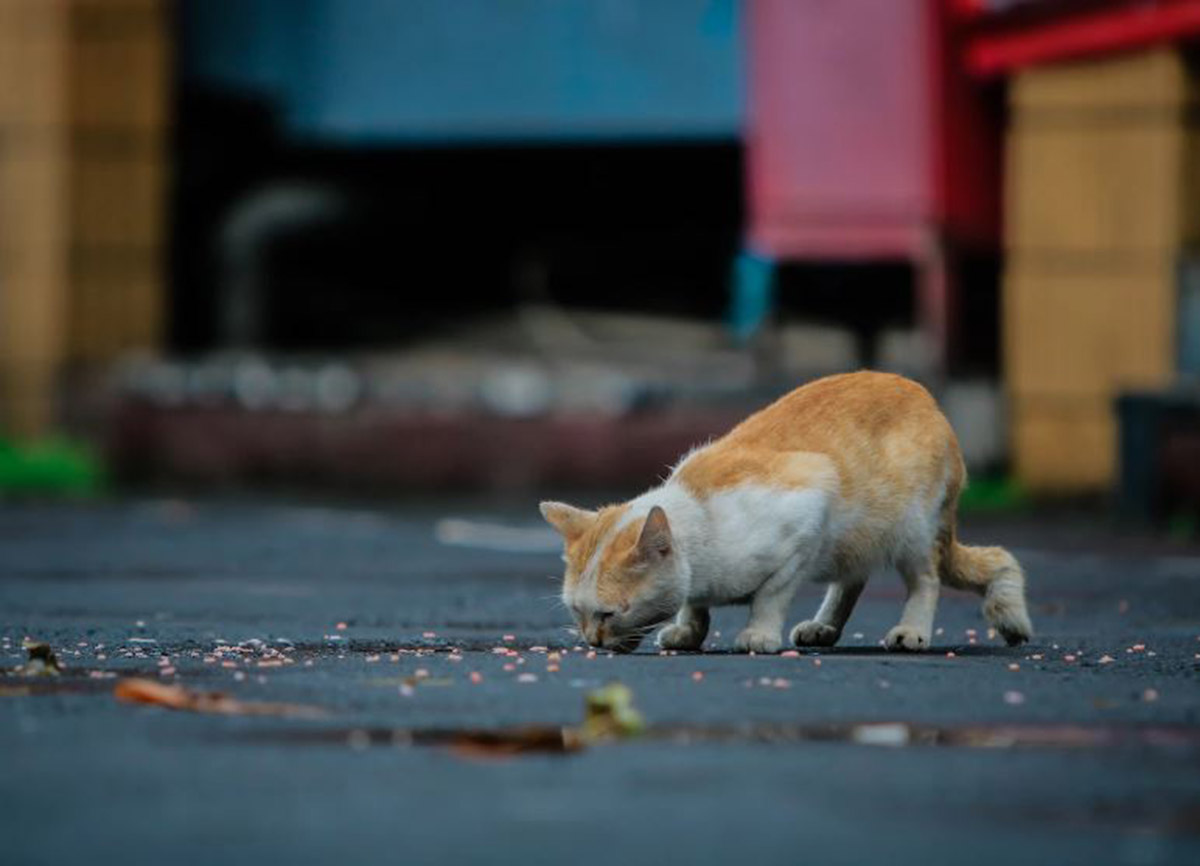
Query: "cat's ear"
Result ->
[[539, 501, 596, 542], [634, 505, 673, 561]]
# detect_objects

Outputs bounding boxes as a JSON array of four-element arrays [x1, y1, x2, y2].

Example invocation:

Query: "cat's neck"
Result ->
[[625, 480, 708, 578]]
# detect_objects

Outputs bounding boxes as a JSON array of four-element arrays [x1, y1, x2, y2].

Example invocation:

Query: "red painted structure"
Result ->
[[738, 0, 1000, 372], [963, 0, 1200, 76]]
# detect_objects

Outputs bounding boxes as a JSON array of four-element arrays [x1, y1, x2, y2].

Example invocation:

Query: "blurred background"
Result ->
[[1, 0, 1199, 526]]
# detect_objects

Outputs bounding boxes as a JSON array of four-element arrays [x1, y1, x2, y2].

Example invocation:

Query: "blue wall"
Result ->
[[181, 0, 744, 144]]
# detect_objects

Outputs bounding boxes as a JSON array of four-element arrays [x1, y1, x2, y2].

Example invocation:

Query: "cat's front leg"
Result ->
[[656, 604, 710, 651], [790, 579, 866, 647], [734, 567, 804, 654]]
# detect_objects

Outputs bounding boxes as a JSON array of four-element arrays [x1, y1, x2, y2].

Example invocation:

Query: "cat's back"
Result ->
[[734, 371, 944, 447], [674, 371, 959, 498]]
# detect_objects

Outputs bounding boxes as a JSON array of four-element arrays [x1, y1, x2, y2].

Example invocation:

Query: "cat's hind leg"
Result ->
[[790, 580, 865, 647], [656, 604, 710, 651], [885, 554, 939, 652]]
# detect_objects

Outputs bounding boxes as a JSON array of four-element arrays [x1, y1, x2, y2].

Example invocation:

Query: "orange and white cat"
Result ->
[[540, 371, 1032, 654]]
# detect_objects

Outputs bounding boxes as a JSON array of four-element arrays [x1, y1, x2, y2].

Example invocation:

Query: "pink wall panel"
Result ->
[[746, 0, 937, 258]]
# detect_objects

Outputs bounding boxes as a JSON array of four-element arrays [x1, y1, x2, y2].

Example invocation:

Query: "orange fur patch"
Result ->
[[675, 372, 962, 508], [563, 503, 629, 589]]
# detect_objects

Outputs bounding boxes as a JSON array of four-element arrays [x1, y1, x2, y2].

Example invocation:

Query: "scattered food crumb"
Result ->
[[691, 671, 704, 682], [780, 650, 800, 658], [517, 673, 538, 683], [1007, 663, 1020, 672], [335, 622, 347, 631], [1143, 688, 1159, 702], [1003, 690, 1025, 705], [469, 672, 483, 684], [1098, 655, 1115, 664]]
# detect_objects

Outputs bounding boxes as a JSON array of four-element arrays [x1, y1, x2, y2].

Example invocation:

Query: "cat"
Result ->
[[540, 371, 1033, 654]]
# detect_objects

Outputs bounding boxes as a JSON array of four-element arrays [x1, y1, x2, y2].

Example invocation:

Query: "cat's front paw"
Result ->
[[657, 623, 705, 652], [884, 625, 929, 652], [733, 628, 782, 654], [789, 620, 840, 647]]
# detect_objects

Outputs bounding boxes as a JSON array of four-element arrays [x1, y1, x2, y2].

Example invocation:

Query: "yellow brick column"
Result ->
[[1004, 49, 1188, 492], [0, 0, 70, 439], [0, 0, 167, 439]]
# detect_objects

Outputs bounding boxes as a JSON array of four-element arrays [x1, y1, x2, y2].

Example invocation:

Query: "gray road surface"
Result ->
[[2, 499, 1199, 866]]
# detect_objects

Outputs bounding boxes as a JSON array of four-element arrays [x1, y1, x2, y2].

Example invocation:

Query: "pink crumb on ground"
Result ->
[[691, 671, 704, 682], [335, 622, 347, 631], [469, 671, 483, 684], [780, 650, 800, 658], [1003, 690, 1025, 705]]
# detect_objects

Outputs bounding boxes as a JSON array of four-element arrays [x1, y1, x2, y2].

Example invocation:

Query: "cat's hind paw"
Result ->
[[884, 625, 929, 652], [789, 620, 840, 648], [656, 623, 705, 652], [733, 628, 782, 654]]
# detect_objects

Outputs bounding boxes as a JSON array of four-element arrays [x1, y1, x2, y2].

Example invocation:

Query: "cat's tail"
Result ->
[[939, 537, 1034, 647]]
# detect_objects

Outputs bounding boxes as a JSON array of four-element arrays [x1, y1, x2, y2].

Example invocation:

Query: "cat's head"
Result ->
[[539, 501, 685, 652]]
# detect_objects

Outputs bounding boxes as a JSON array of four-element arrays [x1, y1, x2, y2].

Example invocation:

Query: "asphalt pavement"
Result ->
[[2, 497, 1199, 866]]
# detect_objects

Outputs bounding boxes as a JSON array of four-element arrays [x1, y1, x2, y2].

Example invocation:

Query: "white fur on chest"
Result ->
[[678, 484, 831, 604]]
